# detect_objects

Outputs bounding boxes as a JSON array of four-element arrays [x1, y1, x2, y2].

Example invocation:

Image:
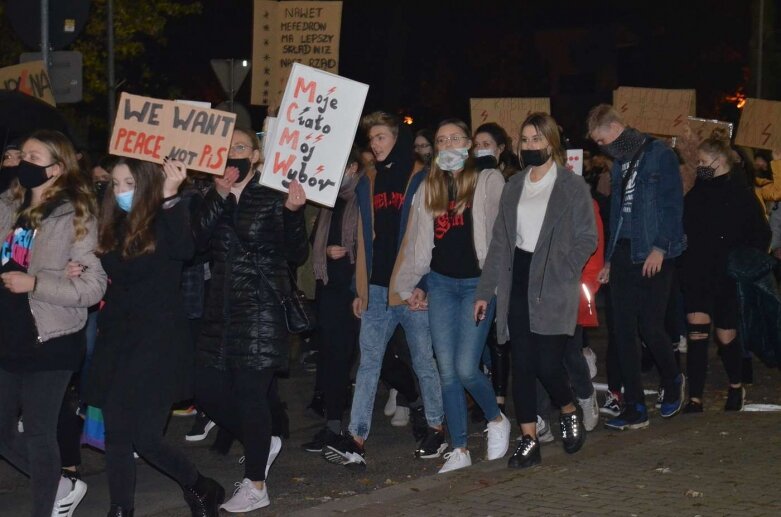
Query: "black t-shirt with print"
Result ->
[[370, 167, 409, 287], [430, 198, 481, 279]]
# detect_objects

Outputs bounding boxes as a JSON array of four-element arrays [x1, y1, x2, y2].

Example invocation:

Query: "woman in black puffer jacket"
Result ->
[[193, 127, 308, 513]]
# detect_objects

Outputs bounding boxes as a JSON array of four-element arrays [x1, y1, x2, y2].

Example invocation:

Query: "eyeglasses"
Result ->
[[230, 144, 252, 153], [413, 144, 431, 150], [435, 136, 470, 145]]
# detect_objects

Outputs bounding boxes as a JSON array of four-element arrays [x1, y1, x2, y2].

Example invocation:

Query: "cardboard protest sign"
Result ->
[[735, 98, 781, 151], [109, 93, 237, 174], [566, 149, 584, 176], [686, 117, 733, 140], [0, 61, 56, 106], [252, 0, 343, 107], [613, 87, 695, 136], [470, 98, 550, 138], [260, 63, 368, 207]]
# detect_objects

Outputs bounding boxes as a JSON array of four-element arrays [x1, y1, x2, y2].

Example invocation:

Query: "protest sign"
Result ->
[[613, 87, 695, 136], [566, 149, 584, 176], [686, 117, 733, 140], [735, 98, 781, 151], [252, 0, 343, 107], [0, 61, 56, 106], [470, 98, 550, 138], [260, 63, 368, 207], [109, 93, 236, 174]]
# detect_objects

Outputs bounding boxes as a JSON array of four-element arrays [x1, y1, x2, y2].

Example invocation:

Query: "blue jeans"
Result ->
[[348, 285, 443, 440], [427, 272, 499, 448]]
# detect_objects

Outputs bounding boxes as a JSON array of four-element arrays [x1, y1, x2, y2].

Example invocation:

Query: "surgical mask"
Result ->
[[16, 160, 53, 189], [436, 147, 469, 172], [115, 190, 134, 212], [696, 158, 719, 180], [520, 149, 550, 167], [599, 127, 645, 162], [226, 158, 252, 183], [474, 148, 495, 159]]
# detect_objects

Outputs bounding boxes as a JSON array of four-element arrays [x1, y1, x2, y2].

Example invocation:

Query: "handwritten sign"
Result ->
[[251, 0, 343, 107], [0, 61, 56, 106], [260, 63, 368, 207], [686, 117, 733, 140], [613, 87, 695, 136], [470, 98, 550, 138], [109, 93, 237, 174], [566, 149, 584, 176], [735, 98, 781, 151]]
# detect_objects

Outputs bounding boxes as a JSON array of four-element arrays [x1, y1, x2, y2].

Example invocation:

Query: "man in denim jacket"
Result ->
[[587, 104, 686, 430]]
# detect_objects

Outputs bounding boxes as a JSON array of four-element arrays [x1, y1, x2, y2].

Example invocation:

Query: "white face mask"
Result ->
[[474, 148, 495, 159], [436, 147, 469, 171]]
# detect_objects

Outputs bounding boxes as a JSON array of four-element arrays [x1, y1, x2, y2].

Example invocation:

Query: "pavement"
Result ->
[[1, 325, 780, 516]]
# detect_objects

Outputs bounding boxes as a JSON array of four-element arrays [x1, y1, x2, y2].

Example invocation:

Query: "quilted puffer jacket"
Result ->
[[194, 175, 308, 371]]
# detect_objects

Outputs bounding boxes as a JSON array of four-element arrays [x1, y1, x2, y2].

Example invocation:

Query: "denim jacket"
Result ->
[[606, 138, 686, 263]]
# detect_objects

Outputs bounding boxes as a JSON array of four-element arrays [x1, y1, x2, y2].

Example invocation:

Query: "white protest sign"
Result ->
[[566, 149, 583, 175], [260, 63, 368, 207]]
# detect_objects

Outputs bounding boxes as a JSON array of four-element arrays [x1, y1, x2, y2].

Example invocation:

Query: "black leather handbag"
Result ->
[[258, 266, 316, 334]]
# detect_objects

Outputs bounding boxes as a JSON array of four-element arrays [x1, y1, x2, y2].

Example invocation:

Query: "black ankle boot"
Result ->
[[183, 474, 225, 517], [107, 505, 134, 517], [508, 435, 541, 468]]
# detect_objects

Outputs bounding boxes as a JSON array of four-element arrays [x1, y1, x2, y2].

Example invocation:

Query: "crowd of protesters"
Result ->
[[0, 100, 776, 517]]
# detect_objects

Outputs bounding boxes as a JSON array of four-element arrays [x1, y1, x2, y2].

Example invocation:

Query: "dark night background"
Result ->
[[162, 0, 772, 147]]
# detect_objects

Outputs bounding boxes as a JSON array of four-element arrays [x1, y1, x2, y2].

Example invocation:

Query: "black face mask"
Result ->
[[16, 160, 53, 189], [474, 154, 498, 171], [520, 149, 550, 167], [696, 158, 719, 180], [226, 158, 252, 183], [599, 127, 645, 162]]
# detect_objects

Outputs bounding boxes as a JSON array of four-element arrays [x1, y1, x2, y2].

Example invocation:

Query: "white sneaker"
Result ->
[[390, 406, 410, 426], [220, 478, 270, 513], [17, 418, 23, 433], [577, 392, 600, 432], [536, 415, 554, 444], [266, 436, 282, 478], [51, 477, 87, 517], [485, 412, 510, 460], [582, 347, 598, 379], [438, 449, 471, 474], [384, 388, 398, 417]]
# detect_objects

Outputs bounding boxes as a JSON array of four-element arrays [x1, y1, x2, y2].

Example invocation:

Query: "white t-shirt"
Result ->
[[516, 164, 557, 252]]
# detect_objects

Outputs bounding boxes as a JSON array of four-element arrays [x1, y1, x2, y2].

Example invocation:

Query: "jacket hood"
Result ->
[[375, 124, 414, 175]]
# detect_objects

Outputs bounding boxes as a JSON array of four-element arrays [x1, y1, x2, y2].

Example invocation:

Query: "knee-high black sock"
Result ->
[[718, 336, 743, 386]]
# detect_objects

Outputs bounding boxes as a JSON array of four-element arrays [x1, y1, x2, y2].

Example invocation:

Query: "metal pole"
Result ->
[[229, 59, 235, 113], [108, 0, 116, 128], [40, 0, 50, 70], [757, 0, 765, 98]]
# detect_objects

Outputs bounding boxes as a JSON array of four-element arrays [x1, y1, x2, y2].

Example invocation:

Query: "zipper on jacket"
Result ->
[[537, 229, 555, 303], [26, 229, 43, 343]]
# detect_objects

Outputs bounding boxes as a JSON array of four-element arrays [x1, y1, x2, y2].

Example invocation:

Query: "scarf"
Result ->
[[312, 170, 362, 285]]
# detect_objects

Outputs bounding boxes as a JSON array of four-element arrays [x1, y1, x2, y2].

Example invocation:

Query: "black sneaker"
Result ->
[[410, 406, 428, 442], [302, 427, 340, 453], [322, 433, 366, 468], [414, 428, 448, 459], [508, 435, 541, 469], [306, 391, 325, 419], [724, 386, 745, 411], [185, 412, 216, 442], [683, 400, 703, 414], [559, 411, 586, 454]]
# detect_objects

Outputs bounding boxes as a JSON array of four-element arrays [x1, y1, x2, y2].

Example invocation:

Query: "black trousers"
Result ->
[[57, 378, 83, 468], [380, 327, 420, 406], [103, 399, 198, 510], [0, 368, 74, 517], [316, 285, 359, 422], [609, 241, 680, 406], [196, 366, 274, 481], [487, 322, 510, 398], [508, 249, 573, 425]]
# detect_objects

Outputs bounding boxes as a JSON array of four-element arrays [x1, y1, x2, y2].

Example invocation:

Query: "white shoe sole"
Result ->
[[322, 446, 366, 467], [438, 458, 472, 474], [417, 441, 448, 459], [220, 493, 270, 513], [185, 421, 216, 442]]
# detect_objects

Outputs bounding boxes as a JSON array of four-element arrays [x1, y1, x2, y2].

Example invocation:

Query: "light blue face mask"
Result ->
[[115, 190, 134, 212]]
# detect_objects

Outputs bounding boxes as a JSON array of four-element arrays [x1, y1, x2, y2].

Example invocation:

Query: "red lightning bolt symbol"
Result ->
[[314, 134, 324, 143], [481, 110, 488, 122], [305, 133, 312, 140], [672, 114, 683, 127], [327, 86, 336, 95], [315, 165, 325, 175], [620, 103, 628, 113], [762, 123, 773, 146]]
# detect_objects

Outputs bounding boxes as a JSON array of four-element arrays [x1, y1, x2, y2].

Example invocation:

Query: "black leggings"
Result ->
[[57, 378, 83, 468], [196, 367, 274, 481], [487, 322, 510, 398], [508, 249, 573, 425], [103, 399, 198, 510]]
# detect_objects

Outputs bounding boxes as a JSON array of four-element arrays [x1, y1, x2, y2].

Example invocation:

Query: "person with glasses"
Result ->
[[394, 119, 509, 473], [192, 127, 308, 513], [475, 113, 596, 468], [413, 129, 434, 170], [322, 111, 445, 468]]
